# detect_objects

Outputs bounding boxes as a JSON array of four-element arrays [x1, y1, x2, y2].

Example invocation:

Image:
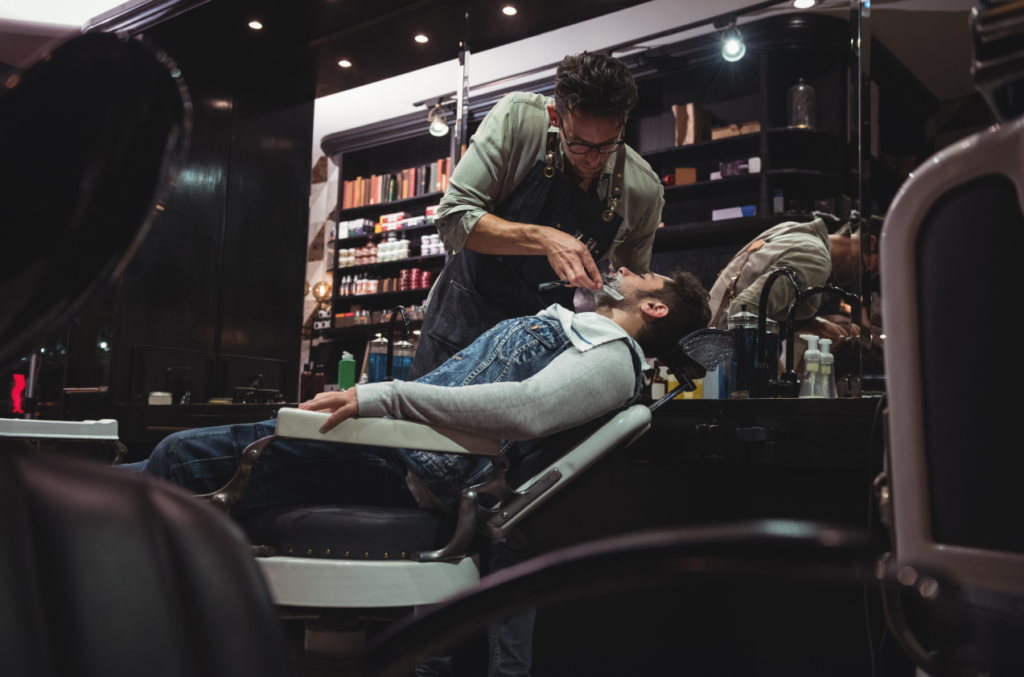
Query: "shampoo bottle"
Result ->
[[819, 338, 836, 399], [338, 351, 356, 390], [798, 334, 822, 398]]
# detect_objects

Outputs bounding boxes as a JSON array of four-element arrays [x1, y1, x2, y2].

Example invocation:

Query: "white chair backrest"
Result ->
[[882, 117, 1024, 595]]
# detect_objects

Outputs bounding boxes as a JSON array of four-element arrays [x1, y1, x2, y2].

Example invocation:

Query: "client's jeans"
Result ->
[[124, 420, 417, 512], [128, 421, 537, 676]]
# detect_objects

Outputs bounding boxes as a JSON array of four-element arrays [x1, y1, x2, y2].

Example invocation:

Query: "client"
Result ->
[[126, 266, 710, 677]]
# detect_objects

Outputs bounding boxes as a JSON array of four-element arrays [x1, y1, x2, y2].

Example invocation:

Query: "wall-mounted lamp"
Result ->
[[721, 23, 746, 62], [312, 281, 332, 305], [428, 103, 449, 137]]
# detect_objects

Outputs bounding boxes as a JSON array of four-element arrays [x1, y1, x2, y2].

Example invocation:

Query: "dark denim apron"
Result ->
[[410, 132, 627, 379]]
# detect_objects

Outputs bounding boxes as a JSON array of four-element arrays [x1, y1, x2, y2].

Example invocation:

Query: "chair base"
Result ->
[[257, 554, 481, 607]]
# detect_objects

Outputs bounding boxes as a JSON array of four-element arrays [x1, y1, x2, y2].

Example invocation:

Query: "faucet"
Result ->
[[753, 267, 860, 398], [385, 306, 410, 382]]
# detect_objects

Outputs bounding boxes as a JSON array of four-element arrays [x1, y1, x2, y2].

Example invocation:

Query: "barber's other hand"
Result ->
[[298, 389, 359, 434], [541, 228, 602, 290], [801, 317, 849, 342]]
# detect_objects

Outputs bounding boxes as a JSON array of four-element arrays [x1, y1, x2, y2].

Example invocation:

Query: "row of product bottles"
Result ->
[[797, 334, 836, 398], [649, 364, 706, 400], [336, 233, 446, 267], [336, 269, 435, 296]]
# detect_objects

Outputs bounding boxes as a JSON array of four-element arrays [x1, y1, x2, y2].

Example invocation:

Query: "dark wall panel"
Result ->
[[112, 6, 233, 403]]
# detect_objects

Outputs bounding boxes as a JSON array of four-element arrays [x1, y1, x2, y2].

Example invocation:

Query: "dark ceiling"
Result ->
[[156, 0, 653, 99]]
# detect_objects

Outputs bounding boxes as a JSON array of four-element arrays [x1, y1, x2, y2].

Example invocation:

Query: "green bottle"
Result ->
[[338, 351, 356, 390]]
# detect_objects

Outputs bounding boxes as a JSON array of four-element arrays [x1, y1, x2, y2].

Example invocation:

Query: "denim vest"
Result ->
[[396, 313, 646, 512]]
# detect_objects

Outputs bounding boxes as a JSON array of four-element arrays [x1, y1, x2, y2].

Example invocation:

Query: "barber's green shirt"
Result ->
[[435, 92, 664, 274]]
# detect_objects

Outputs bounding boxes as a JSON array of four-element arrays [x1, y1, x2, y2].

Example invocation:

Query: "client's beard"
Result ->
[[592, 273, 631, 310]]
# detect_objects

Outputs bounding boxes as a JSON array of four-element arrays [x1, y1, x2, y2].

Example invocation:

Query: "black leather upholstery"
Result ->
[[0, 451, 288, 677], [917, 174, 1024, 554], [240, 505, 454, 561]]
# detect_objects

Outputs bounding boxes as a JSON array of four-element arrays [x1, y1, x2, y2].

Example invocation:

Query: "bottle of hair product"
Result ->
[[300, 363, 312, 403], [312, 365, 325, 397], [651, 365, 668, 400], [819, 338, 836, 399], [799, 334, 823, 398], [338, 351, 356, 390]]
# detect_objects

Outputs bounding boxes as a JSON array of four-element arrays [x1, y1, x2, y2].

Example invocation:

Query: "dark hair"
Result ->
[[635, 270, 711, 356], [553, 52, 639, 124]]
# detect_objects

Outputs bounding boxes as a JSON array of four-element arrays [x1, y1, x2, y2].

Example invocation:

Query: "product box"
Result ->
[[710, 121, 761, 140], [671, 103, 709, 146], [674, 167, 697, 185], [334, 312, 355, 327], [712, 205, 757, 221]]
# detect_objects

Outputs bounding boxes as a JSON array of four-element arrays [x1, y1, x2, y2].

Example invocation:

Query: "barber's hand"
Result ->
[[800, 317, 849, 342], [541, 228, 603, 290], [298, 389, 359, 434]]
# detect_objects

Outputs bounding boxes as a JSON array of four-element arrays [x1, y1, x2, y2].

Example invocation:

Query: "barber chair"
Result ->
[[199, 328, 733, 667], [869, 4, 1024, 671]]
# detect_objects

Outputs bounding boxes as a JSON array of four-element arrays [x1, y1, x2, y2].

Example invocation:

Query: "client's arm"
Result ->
[[301, 340, 637, 440]]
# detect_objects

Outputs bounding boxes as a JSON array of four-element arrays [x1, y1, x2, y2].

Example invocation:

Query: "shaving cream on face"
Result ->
[[590, 273, 626, 306]]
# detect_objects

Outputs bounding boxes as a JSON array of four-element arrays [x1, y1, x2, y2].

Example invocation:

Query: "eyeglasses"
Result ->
[[559, 125, 624, 155]]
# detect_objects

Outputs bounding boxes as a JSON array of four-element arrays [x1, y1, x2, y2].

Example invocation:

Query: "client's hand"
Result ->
[[298, 389, 359, 434]]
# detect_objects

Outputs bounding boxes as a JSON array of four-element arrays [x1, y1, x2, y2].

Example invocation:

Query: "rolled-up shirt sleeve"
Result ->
[[436, 96, 518, 254]]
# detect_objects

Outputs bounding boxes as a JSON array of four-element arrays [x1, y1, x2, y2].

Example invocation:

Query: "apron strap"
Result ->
[[603, 145, 627, 222]]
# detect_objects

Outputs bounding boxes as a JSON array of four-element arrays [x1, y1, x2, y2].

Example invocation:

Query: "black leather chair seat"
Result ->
[[239, 505, 454, 561]]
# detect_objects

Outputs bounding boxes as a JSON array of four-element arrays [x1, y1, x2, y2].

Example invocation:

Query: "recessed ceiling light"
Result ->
[[793, 0, 816, 7], [338, 60, 352, 68], [503, 6, 517, 15], [415, 34, 429, 43], [248, 21, 263, 29]]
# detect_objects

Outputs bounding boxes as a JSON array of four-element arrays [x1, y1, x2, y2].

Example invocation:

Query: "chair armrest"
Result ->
[[475, 404, 652, 539], [276, 408, 501, 456]]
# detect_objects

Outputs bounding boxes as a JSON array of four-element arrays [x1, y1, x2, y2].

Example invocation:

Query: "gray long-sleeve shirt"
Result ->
[[356, 304, 645, 441]]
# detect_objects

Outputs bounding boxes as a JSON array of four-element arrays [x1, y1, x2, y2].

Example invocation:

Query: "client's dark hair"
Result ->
[[554, 52, 639, 124], [634, 270, 710, 356]]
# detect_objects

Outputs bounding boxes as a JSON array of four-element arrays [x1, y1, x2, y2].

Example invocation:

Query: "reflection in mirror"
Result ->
[[856, 0, 990, 392]]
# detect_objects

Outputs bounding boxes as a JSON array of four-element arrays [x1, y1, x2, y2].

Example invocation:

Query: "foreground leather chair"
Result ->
[[0, 451, 289, 677]]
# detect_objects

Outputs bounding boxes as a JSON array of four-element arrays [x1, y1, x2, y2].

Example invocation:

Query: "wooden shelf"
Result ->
[[663, 174, 760, 195], [640, 133, 762, 162], [332, 254, 445, 275], [765, 169, 839, 179], [655, 213, 816, 243], [316, 320, 424, 340], [331, 222, 437, 245], [333, 286, 433, 303], [334, 191, 443, 220]]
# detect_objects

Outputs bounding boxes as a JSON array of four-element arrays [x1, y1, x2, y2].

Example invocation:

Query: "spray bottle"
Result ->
[[798, 334, 823, 398], [819, 338, 836, 399]]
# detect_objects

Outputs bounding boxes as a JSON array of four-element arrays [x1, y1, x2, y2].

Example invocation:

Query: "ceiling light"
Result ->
[[721, 23, 746, 62], [793, 0, 816, 8], [427, 104, 449, 137], [415, 35, 429, 43], [503, 6, 517, 15], [338, 60, 352, 68], [248, 21, 263, 30]]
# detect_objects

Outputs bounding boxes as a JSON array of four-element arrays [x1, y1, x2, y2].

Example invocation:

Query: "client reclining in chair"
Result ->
[[128, 267, 710, 515]]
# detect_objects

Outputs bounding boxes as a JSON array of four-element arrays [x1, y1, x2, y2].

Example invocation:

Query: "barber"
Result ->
[[410, 52, 665, 379], [708, 218, 880, 340]]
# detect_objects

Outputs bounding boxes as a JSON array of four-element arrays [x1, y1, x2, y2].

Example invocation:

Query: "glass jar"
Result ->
[[788, 78, 816, 129], [367, 337, 388, 383], [724, 306, 779, 398], [391, 340, 415, 381]]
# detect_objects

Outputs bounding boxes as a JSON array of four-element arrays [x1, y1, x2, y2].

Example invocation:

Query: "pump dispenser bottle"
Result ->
[[819, 338, 836, 399], [798, 334, 823, 398]]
